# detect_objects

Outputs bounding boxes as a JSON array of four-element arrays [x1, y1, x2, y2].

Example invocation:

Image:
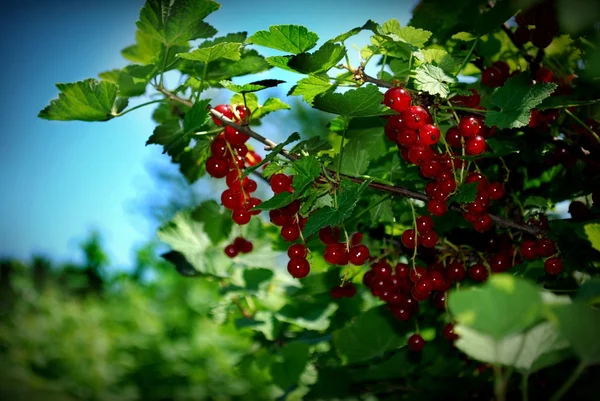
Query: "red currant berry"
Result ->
[[324, 243, 349, 265], [488, 182, 505, 200], [234, 237, 253, 253], [536, 238, 556, 257], [420, 160, 441, 178], [270, 173, 292, 194], [407, 334, 426, 352], [520, 240, 538, 259], [458, 116, 481, 137], [481, 66, 505, 88], [473, 214, 493, 232], [330, 286, 345, 299], [465, 136, 486, 155], [245, 197, 262, 216], [407, 145, 433, 166], [427, 199, 447, 217], [383, 87, 412, 113], [402, 106, 431, 130], [287, 257, 310, 278], [443, 323, 459, 341], [232, 209, 251, 225], [281, 224, 300, 242], [409, 266, 427, 283], [421, 231, 438, 248], [224, 244, 238, 258], [288, 243, 308, 258], [206, 156, 230, 178], [544, 257, 563, 275], [432, 291, 447, 310], [212, 104, 234, 125], [350, 232, 363, 246], [531, 28, 553, 49], [362, 270, 376, 287], [536, 67, 554, 83], [387, 114, 405, 130], [397, 128, 418, 147], [371, 260, 393, 278], [319, 226, 341, 245], [447, 262, 466, 282], [395, 263, 410, 278], [401, 229, 417, 249], [445, 127, 462, 148], [418, 124, 441, 145], [469, 263, 488, 282], [489, 253, 512, 273], [243, 179, 257, 193], [234, 104, 251, 122], [210, 138, 228, 156], [415, 216, 434, 233], [245, 150, 262, 167], [349, 244, 370, 265], [221, 189, 244, 210], [428, 270, 446, 291], [280, 200, 301, 217]]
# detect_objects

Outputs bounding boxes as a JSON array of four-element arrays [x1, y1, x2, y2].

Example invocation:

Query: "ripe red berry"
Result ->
[[489, 253, 512, 273], [288, 243, 308, 258], [407, 145, 433, 166], [465, 135, 486, 155], [544, 257, 563, 275], [432, 291, 447, 310], [531, 28, 553, 49], [443, 323, 459, 341], [401, 229, 417, 249], [520, 240, 538, 259], [280, 200, 301, 217], [324, 243, 349, 265], [287, 257, 310, 278], [245, 150, 262, 166], [372, 260, 393, 278], [492, 61, 510, 78], [418, 124, 441, 145], [420, 160, 441, 178], [469, 263, 488, 282], [349, 244, 370, 265], [536, 67, 554, 83], [473, 214, 493, 232], [387, 114, 405, 130], [224, 126, 250, 146], [221, 189, 244, 210], [206, 156, 230, 178], [409, 266, 427, 283], [458, 116, 481, 138], [281, 224, 300, 242], [445, 127, 462, 148], [233, 143, 248, 157], [383, 87, 412, 113], [210, 138, 228, 157], [270, 173, 292, 194], [447, 262, 466, 282], [536, 238, 557, 257], [481, 66, 505, 88], [427, 199, 447, 217], [407, 334, 426, 352], [234, 104, 251, 122], [212, 104, 234, 125], [350, 232, 363, 246], [415, 216, 434, 233], [319, 226, 341, 245], [234, 237, 253, 253], [243, 179, 257, 193], [421, 231, 438, 248], [402, 106, 431, 130], [488, 182, 505, 200], [330, 286, 345, 299], [397, 128, 418, 147], [232, 209, 251, 225], [224, 244, 238, 258]]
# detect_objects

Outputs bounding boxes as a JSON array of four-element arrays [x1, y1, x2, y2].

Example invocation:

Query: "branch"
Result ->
[[343, 64, 394, 88], [156, 87, 543, 236]]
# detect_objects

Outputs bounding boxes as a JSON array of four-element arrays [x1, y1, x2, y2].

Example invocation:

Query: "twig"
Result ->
[[155, 86, 543, 236], [344, 64, 394, 88]]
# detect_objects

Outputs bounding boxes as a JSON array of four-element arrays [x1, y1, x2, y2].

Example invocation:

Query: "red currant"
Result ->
[[445, 127, 462, 148], [224, 244, 238, 258], [270, 173, 292, 194], [418, 124, 441, 145], [458, 116, 481, 137], [212, 104, 234, 125], [221, 189, 244, 210], [281, 224, 300, 242], [232, 209, 251, 225], [469, 263, 488, 282], [427, 199, 447, 217], [520, 240, 538, 259], [447, 262, 466, 282], [324, 243, 349, 265], [402, 106, 431, 130], [233, 237, 253, 253], [443, 323, 459, 341], [287, 257, 310, 278], [401, 229, 417, 249], [465, 135, 486, 155], [536, 238, 557, 257], [544, 257, 563, 275], [407, 334, 426, 352], [383, 87, 412, 113], [210, 138, 228, 156], [349, 244, 370, 265], [319, 226, 341, 244], [206, 156, 230, 178]]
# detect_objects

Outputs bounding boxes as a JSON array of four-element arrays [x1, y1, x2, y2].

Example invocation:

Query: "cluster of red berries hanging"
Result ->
[[520, 237, 563, 275], [205, 104, 264, 256], [513, 0, 558, 49]]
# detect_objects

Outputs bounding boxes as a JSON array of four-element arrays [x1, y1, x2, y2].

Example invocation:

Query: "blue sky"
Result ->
[[0, 0, 416, 268]]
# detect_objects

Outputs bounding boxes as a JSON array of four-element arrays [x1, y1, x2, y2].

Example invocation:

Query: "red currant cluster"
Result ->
[[460, 172, 505, 233], [520, 237, 563, 275], [513, 0, 558, 49], [205, 104, 265, 256], [401, 215, 438, 249], [224, 237, 253, 258]]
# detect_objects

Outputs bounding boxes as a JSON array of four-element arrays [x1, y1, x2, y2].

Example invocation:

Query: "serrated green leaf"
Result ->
[[220, 79, 285, 93], [302, 179, 370, 237], [449, 182, 479, 204], [247, 25, 319, 53], [157, 210, 231, 277], [253, 192, 295, 211], [38, 79, 122, 122], [370, 196, 394, 223], [584, 223, 600, 252], [122, 29, 163, 64], [262, 159, 285, 179], [414, 63, 456, 98], [99, 64, 156, 98], [275, 299, 338, 331], [190, 200, 233, 244], [252, 97, 291, 120], [486, 73, 557, 129], [292, 156, 322, 193], [235, 311, 279, 341], [380, 19, 432, 48], [287, 42, 346, 74], [186, 49, 271, 83], [289, 75, 333, 105], [313, 85, 384, 117], [333, 140, 370, 175], [452, 32, 477, 41], [538, 96, 600, 110], [177, 42, 242, 63], [230, 93, 259, 113], [333, 306, 405, 365], [270, 343, 310, 390], [146, 121, 187, 158], [549, 302, 600, 365], [524, 196, 552, 209], [389, 59, 411, 78], [243, 132, 300, 178], [183, 98, 211, 133], [178, 138, 212, 183], [449, 274, 544, 340], [137, 0, 219, 46], [420, 49, 461, 74], [289, 137, 332, 155]]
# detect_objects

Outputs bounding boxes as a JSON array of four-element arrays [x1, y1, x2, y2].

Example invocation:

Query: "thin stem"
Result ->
[[493, 365, 507, 401], [549, 362, 586, 401], [379, 54, 388, 79], [455, 37, 479, 77], [159, 46, 170, 87], [343, 64, 393, 88], [404, 53, 413, 83], [195, 62, 209, 102], [115, 99, 165, 117], [336, 120, 348, 181], [408, 200, 418, 269], [521, 372, 529, 401], [565, 109, 600, 144], [440, 105, 486, 115]]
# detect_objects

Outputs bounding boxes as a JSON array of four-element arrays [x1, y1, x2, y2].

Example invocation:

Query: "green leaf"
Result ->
[[146, 121, 187, 158], [235, 311, 279, 341], [122, 30, 162, 64], [584, 223, 600, 252], [286, 42, 346, 74], [333, 140, 370, 175], [524, 196, 552, 210], [99, 64, 156, 98], [289, 75, 333, 105], [291, 156, 322, 193], [448, 274, 544, 340], [190, 200, 233, 244], [242, 132, 300, 178], [177, 42, 242, 63], [380, 19, 432, 48], [183, 98, 211, 133], [178, 138, 212, 183], [414, 63, 456, 98], [302, 179, 371, 238], [575, 278, 600, 305], [329, 20, 380, 43], [276, 299, 338, 331], [270, 343, 310, 390], [333, 306, 405, 365], [452, 32, 477, 41], [251, 97, 291, 120], [289, 137, 332, 155], [261, 159, 286, 179], [421, 49, 461, 74], [486, 73, 557, 129], [247, 25, 319, 53], [219, 79, 285, 93], [157, 210, 232, 277], [448, 182, 479, 204], [38, 79, 122, 122], [253, 192, 296, 211], [453, 322, 569, 370], [549, 302, 600, 365], [137, 0, 219, 46], [313, 85, 384, 117], [369, 196, 394, 223]]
